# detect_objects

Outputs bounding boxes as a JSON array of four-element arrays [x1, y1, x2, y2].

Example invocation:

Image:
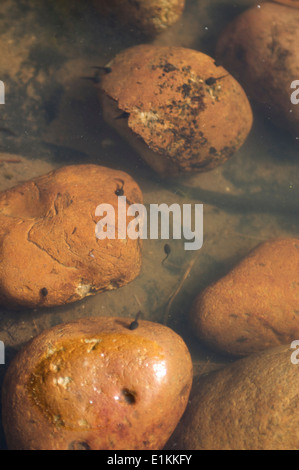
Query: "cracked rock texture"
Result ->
[[100, 45, 253, 177], [190, 238, 299, 356], [0, 165, 143, 308]]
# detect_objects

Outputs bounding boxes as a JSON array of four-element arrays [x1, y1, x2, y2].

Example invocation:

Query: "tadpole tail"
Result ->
[[162, 255, 169, 265], [92, 66, 112, 74], [81, 75, 101, 84], [0, 127, 17, 137]]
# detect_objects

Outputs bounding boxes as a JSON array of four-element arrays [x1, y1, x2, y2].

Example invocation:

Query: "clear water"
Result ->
[[0, 0, 298, 450]]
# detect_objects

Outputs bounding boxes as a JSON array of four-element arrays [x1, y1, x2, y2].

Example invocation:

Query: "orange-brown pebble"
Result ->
[[190, 238, 299, 356], [167, 345, 299, 450], [272, 0, 299, 8], [2, 317, 193, 450], [216, 2, 299, 136], [100, 45, 253, 177], [0, 165, 142, 308], [94, 0, 185, 35]]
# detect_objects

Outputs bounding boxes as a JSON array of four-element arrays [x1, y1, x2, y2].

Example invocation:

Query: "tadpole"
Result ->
[[129, 311, 142, 330], [162, 244, 171, 265], [205, 75, 228, 86], [40, 287, 48, 297], [115, 179, 125, 197], [115, 111, 130, 120], [81, 66, 112, 84], [92, 66, 112, 74]]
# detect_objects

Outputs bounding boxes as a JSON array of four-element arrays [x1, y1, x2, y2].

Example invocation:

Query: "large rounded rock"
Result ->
[[100, 45, 253, 177], [94, 0, 185, 35], [216, 2, 299, 136], [2, 317, 193, 450], [167, 345, 299, 450], [272, 0, 299, 8], [191, 238, 299, 356], [0, 165, 142, 308]]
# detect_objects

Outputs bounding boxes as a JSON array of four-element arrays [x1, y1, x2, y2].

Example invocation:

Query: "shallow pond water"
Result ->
[[0, 0, 298, 450]]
